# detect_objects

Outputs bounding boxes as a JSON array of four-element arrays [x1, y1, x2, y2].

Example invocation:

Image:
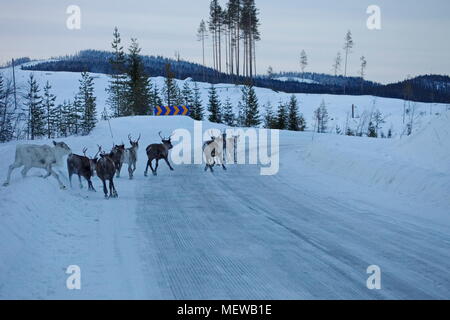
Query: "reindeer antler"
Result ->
[[159, 131, 164, 140], [137, 134, 141, 142], [95, 145, 103, 158], [128, 134, 132, 142], [82, 147, 88, 156]]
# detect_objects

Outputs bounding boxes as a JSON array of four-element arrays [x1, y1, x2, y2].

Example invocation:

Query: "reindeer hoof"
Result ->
[[60, 185, 67, 190], [3, 182, 9, 187], [170, 168, 174, 171], [153, 172, 157, 176]]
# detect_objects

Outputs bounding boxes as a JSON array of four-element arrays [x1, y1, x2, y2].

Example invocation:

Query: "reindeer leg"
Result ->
[[110, 179, 118, 198], [4, 162, 22, 186], [153, 160, 159, 176], [87, 179, 96, 192], [128, 164, 133, 180], [69, 173, 73, 188], [21, 166, 31, 178], [164, 157, 174, 171], [47, 166, 66, 190], [78, 175, 83, 189], [144, 160, 150, 177], [102, 180, 108, 199]]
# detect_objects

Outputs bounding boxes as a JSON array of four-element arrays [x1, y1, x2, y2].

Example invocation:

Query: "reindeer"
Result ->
[[203, 132, 227, 172], [96, 146, 118, 199], [3, 141, 72, 189], [123, 134, 140, 180], [144, 132, 174, 177], [67, 147, 100, 191], [109, 144, 125, 178]]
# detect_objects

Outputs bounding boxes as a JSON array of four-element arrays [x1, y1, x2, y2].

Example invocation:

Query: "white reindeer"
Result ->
[[3, 141, 72, 189]]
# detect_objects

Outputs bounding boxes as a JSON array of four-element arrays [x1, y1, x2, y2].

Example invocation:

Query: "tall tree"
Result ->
[[343, 30, 354, 77], [197, 20, 208, 76], [42, 81, 57, 138], [24, 74, 45, 140], [127, 38, 151, 115], [181, 81, 194, 107], [207, 84, 222, 123], [241, 0, 260, 80], [359, 55, 367, 92], [191, 82, 204, 120], [0, 74, 14, 142], [77, 72, 97, 135], [332, 51, 342, 76], [300, 50, 308, 78], [106, 27, 128, 117], [263, 102, 276, 129]]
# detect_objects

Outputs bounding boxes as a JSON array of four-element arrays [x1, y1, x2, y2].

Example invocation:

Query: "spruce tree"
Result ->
[[276, 101, 287, 130], [0, 74, 14, 142], [43, 81, 57, 138], [287, 95, 300, 131], [24, 74, 45, 140], [207, 84, 222, 123], [241, 85, 260, 127], [148, 81, 163, 115], [127, 38, 151, 115], [181, 81, 194, 107], [367, 121, 377, 138], [162, 64, 178, 107], [222, 98, 235, 126], [106, 27, 128, 117], [77, 72, 97, 135], [263, 102, 276, 129], [191, 82, 204, 120]]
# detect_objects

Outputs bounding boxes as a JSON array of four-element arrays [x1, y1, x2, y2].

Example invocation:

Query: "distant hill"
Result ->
[[20, 50, 450, 103]]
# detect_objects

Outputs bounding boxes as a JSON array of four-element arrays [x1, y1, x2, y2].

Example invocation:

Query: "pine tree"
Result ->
[[24, 74, 45, 140], [287, 95, 301, 131], [276, 101, 287, 130], [77, 72, 97, 135], [332, 52, 342, 76], [191, 82, 204, 120], [343, 30, 354, 77], [181, 81, 194, 107], [148, 81, 162, 114], [222, 98, 235, 126], [42, 81, 57, 139], [106, 27, 128, 118], [0, 74, 14, 142], [241, 85, 260, 127], [263, 102, 276, 129], [162, 64, 178, 107], [207, 84, 222, 123], [127, 38, 151, 115]]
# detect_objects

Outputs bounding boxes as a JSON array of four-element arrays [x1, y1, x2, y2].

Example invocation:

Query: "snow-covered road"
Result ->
[[1, 117, 449, 299]]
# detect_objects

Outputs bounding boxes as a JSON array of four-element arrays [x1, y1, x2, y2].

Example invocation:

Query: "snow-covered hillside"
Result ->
[[2, 66, 449, 138], [0, 111, 449, 299]]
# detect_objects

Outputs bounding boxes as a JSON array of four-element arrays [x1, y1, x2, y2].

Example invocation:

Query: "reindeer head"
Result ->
[[159, 131, 173, 150], [128, 134, 141, 149], [53, 141, 72, 155]]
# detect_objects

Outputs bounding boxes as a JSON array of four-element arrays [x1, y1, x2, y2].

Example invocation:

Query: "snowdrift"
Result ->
[[303, 112, 450, 207]]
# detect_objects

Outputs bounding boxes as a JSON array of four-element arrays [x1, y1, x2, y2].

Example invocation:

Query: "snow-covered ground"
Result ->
[[274, 76, 320, 85], [0, 112, 449, 299], [2, 66, 449, 137], [0, 67, 449, 299]]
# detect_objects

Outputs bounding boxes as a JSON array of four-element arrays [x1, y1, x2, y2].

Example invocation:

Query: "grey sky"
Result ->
[[1, 0, 449, 83]]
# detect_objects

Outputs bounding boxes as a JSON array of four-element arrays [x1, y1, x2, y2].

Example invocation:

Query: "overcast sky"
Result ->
[[1, 0, 449, 83]]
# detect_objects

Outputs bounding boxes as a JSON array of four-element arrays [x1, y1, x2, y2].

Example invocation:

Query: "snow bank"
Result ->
[[303, 112, 450, 207]]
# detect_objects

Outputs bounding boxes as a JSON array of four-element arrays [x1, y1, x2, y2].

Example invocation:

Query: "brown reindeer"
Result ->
[[96, 146, 118, 199], [67, 147, 100, 191], [109, 144, 125, 178], [144, 132, 174, 177]]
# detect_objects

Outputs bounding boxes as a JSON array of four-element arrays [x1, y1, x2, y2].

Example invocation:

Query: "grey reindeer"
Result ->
[[144, 131, 174, 177], [123, 134, 140, 180]]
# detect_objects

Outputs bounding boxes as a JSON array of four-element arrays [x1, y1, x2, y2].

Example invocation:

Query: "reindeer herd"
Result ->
[[3, 131, 238, 199]]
